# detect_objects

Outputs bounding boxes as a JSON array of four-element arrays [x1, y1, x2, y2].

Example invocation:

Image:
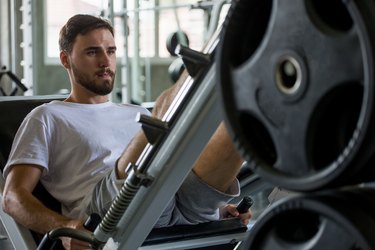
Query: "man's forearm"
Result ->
[[3, 188, 80, 234]]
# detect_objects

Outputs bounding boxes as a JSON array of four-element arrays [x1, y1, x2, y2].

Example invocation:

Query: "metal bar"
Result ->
[[21, 0, 33, 95], [144, 57, 152, 101], [138, 232, 248, 250], [113, 1, 220, 14], [206, 0, 228, 41], [120, 0, 131, 103], [131, 0, 142, 103], [107, 63, 221, 249]]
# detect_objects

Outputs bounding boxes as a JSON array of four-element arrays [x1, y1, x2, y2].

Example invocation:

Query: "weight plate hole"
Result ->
[[226, 0, 273, 67], [276, 56, 302, 95], [307, 82, 363, 170], [274, 210, 321, 243], [306, 0, 353, 34]]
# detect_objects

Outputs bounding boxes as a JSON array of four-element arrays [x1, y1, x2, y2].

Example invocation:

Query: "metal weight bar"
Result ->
[[108, 63, 221, 250]]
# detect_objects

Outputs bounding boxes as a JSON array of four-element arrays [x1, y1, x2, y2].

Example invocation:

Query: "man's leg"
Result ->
[[116, 69, 243, 185], [116, 71, 189, 179], [152, 122, 243, 227], [90, 95, 243, 223], [192, 122, 243, 193]]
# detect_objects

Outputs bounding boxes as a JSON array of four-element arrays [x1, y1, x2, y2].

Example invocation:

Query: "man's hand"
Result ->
[[220, 204, 252, 225], [60, 219, 91, 250]]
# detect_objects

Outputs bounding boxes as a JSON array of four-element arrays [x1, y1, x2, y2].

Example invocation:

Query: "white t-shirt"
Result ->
[[4, 100, 150, 218]]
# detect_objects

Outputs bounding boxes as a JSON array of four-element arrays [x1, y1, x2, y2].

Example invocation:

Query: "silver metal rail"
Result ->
[[111, 63, 221, 249]]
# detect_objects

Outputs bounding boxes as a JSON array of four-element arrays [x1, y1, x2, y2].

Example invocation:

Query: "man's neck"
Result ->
[[64, 94, 109, 104]]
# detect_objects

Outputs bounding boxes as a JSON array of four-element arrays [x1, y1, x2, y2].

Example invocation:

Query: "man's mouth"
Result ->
[[96, 69, 114, 79]]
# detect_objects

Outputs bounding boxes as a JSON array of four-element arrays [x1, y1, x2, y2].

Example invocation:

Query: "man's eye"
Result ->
[[87, 50, 97, 56], [108, 50, 116, 55]]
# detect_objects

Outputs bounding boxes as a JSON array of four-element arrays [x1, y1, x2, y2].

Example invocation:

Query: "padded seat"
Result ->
[[0, 95, 66, 212], [0, 95, 64, 166], [0, 95, 66, 249]]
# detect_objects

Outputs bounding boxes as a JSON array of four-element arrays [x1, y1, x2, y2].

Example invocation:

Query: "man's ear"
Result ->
[[60, 50, 70, 69]]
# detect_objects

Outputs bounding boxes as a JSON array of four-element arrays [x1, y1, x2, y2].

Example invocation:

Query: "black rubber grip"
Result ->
[[83, 213, 102, 232], [236, 196, 254, 214], [36, 234, 56, 250]]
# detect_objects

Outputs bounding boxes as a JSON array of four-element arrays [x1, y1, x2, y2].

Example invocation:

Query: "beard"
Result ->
[[71, 63, 115, 96]]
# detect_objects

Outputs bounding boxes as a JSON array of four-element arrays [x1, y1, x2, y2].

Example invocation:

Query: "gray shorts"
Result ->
[[86, 169, 240, 227]]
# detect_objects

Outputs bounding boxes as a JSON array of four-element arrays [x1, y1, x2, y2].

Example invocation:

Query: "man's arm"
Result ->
[[2, 164, 84, 234]]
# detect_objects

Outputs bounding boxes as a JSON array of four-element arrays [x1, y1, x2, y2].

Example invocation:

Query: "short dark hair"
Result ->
[[59, 14, 114, 53]]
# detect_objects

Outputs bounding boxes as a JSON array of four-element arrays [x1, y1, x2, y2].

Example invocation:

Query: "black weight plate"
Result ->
[[168, 58, 185, 83], [166, 31, 189, 56], [241, 188, 375, 250], [216, 0, 375, 191]]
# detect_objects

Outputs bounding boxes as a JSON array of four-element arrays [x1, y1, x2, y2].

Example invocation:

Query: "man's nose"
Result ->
[[99, 52, 111, 67]]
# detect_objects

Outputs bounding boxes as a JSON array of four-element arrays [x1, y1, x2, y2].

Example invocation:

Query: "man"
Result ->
[[2, 14, 251, 249]]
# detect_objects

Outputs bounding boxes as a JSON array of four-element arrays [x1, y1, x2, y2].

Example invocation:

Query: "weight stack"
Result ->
[[215, 0, 375, 249]]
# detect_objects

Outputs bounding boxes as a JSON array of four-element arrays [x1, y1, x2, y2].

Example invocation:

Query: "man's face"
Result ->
[[67, 28, 117, 96]]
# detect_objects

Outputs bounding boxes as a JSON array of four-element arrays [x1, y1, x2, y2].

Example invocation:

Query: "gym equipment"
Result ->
[[240, 187, 375, 250], [90, 28, 238, 249], [0, 25, 267, 248], [168, 57, 186, 83], [236, 196, 254, 214], [0, 95, 66, 250], [216, 0, 375, 191], [215, 1, 375, 249], [0, 67, 28, 96], [166, 31, 189, 56], [38, 197, 253, 250], [0, 95, 263, 250]]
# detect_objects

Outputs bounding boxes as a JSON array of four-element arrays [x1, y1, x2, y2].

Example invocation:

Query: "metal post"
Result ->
[[10, 0, 23, 80], [120, 0, 131, 103], [205, 0, 228, 42], [0, 0, 11, 94], [131, 0, 142, 103], [106, 0, 116, 102], [21, 0, 33, 95]]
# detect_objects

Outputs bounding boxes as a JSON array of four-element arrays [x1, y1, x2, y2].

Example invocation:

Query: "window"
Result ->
[[45, 0, 104, 58], [45, 0, 209, 59]]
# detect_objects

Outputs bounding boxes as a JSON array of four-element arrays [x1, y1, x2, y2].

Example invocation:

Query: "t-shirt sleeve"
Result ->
[[3, 115, 50, 177]]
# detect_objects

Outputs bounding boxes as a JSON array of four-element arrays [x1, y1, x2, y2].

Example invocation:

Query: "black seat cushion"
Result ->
[[0, 96, 65, 247]]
